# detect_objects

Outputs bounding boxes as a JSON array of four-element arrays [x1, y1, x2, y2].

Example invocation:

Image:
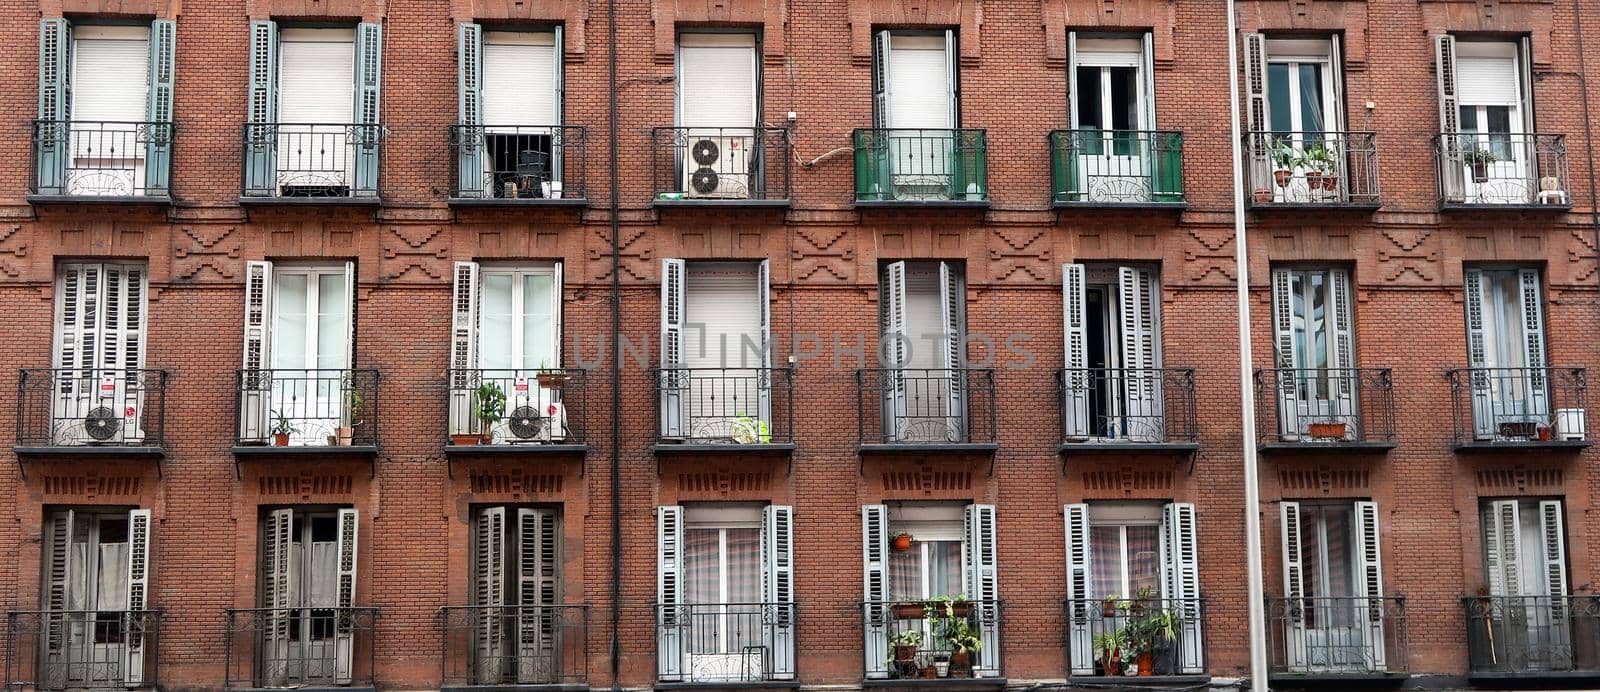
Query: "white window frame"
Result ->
[[1071, 38, 1148, 132], [476, 264, 562, 371], [1265, 39, 1340, 135], [269, 265, 352, 372]]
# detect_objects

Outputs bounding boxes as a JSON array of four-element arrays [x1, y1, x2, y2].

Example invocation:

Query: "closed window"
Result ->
[[658, 260, 773, 442], [238, 261, 357, 446], [1264, 38, 1342, 135], [887, 505, 965, 600], [39, 508, 154, 688], [51, 263, 149, 445], [469, 506, 562, 685], [1086, 503, 1162, 599]]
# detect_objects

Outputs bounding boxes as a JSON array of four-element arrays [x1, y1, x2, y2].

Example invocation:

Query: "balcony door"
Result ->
[[449, 262, 566, 443], [1062, 264, 1162, 441], [1279, 501, 1384, 673], [881, 262, 967, 442], [52, 263, 148, 445], [259, 508, 358, 687], [1248, 36, 1346, 203], [872, 30, 960, 199], [659, 259, 771, 441], [1481, 499, 1571, 670], [1436, 37, 1535, 204], [455, 26, 564, 199], [1064, 503, 1201, 675], [1068, 34, 1156, 202], [471, 506, 561, 685], [67, 26, 150, 196], [1463, 267, 1547, 439], [676, 32, 758, 199], [40, 509, 153, 689], [1270, 267, 1356, 440], [253, 263, 355, 445]]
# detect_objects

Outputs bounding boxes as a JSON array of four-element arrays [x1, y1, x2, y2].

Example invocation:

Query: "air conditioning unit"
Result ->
[[683, 136, 753, 199], [80, 405, 125, 444]]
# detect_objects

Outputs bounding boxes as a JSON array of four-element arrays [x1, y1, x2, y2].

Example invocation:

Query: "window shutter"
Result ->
[[939, 262, 966, 439], [1279, 501, 1307, 670], [1539, 500, 1568, 599], [450, 261, 480, 436], [882, 262, 908, 439], [43, 510, 75, 662], [1328, 34, 1346, 130], [1463, 269, 1494, 437], [1483, 500, 1522, 597], [456, 23, 484, 197], [964, 503, 999, 676], [1061, 264, 1090, 438], [873, 30, 892, 128], [517, 508, 561, 683], [240, 261, 274, 441], [123, 508, 152, 684], [1271, 268, 1301, 438], [1518, 37, 1535, 132], [1517, 268, 1548, 415], [342, 261, 357, 369], [656, 505, 685, 681], [244, 21, 277, 196], [54, 263, 88, 375], [142, 20, 175, 194], [1161, 502, 1202, 673], [659, 259, 686, 437], [553, 26, 565, 185], [333, 508, 359, 684], [1066, 32, 1078, 127], [757, 259, 773, 426], [861, 504, 890, 677], [37, 19, 72, 194], [352, 22, 383, 196], [1352, 501, 1386, 668], [1435, 35, 1460, 134], [1118, 267, 1162, 441], [763, 505, 796, 679], [1244, 33, 1268, 135], [471, 507, 507, 682], [1063, 503, 1093, 674], [1141, 32, 1156, 128], [944, 29, 959, 126], [1329, 268, 1357, 423], [108, 264, 146, 440], [263, 508, 294, 687]]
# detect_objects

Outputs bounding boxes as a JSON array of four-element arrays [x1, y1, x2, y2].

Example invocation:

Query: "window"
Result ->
[[1278, 500, 1384, 673], [456, 25, 565, 199], [1243, 34, 1354, 204], [879, 261, 967, 443], [258, 508, 359, 687], [1086, 503, 1162, 599], [238, 261, 356, 445], [40, 509, 153, 689], [1463, 267, 1548, 439], [1479, 499, 1572, 671], [470, 506, 562, 685], [658, 259, 772, 441], [52, 263, 148, 445], [1435, 37, 1538, 204], [887, 505, 965, 600], [870, 30, 964, 200], [1269, 267, 1356, 440], [673, 32, 760, 199], [1062, 264, 1162, 441], [448, 262, 568, 443], [657, 505, 794, 682], [1263, 38, 1342, 136], [1070, 35, 1152, 145]]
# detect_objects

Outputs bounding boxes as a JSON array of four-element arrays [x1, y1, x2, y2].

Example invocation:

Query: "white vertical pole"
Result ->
[[1223, 0, 1269, 688]]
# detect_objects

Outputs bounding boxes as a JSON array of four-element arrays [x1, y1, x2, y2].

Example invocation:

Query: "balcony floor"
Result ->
[[654, 442, 797, 455], [449, 197, 588, 207], [1259, 440, 1398, 453], [654, 682, 801, 691], [443, 685, 589, 692], [237, 195, 381, 206], [859, 442, 999, 455], [1452, 439, 1590, 453], [1057, 441, 1199, 455], [653, 198, 791, 209], [445, 443, 589, 455], [855, 199, 990, 210], [27, 194, 173, 205], [1071, 674, 1210, 686], [14, 444, 164, 456], [862, 678, 1007, 690]]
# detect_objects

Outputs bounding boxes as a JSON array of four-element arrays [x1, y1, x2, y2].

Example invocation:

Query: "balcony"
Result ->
[[1245, 131, 1380, 208], [656, 602, 796, 685], [855, 369, 998, 454], [223, 607, 379, 690], [233, 369, 381, 461], [1064, 597, 1204, 679], [445, 369, 589, 457], [854, 129, 989, 207], [1447, 367, 1589, 451], [437, 604, 589, 689], [1255, 368, 1396, 451], [1464, 595, 1600, 680], [14, 368, 167, 457], [29, 120, 173, 202], [1049, 130, 1184, 207], [4, 609, 162, 690], [651, 367, 795, 457], [1268, 597, 1408, 681], [1437, 133, 1570, 209], [241, 123, 384, 201], [448, 125, 587, 205], [863, 599, 1003, 682], [652, 127, 791, 206], [1057, 368, 1199, 455]]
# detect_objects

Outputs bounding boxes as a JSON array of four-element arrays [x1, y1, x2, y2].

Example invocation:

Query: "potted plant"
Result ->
[[930, 594, 972, 618], [1299, 144, 1338, 192], [731, 413, 772, 444], [1093, 629, 1126, 676], [891, 531, 914, 552], [891, 601, 926, 620], [1464, 147, 1497, 183], [337, 377, 365, 446], [889, 630, 921, 677], [945, 617, 982, 678], [269, 410, 295, 446], [1103, 595, 1123, 617], [1271, 140, 1297, 188], [1308, 420, 1347, 439], [474, 381, 507, 444], [536, 360, 570, 389], [932, 651, 951, 678]]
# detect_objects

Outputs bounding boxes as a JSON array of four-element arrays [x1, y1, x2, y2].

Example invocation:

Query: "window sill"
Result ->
[[233, 444, 378, 455], [442, 685, 590, 692], [1269, 671, 1408, 683], [1248, 200, 1381, 211], [653, 442, 796, 455], [1071, 674, 1210, 685]]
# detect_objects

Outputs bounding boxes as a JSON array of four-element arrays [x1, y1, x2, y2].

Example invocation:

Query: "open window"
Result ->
[[455, 24, 565, 199], [238, 261, 358, 445], [879, 261, 967, 443], [1278, 501, 1384, 673], [1062, 33, 1175, 203], [257, 508, 359, 687], [867, 30, 975, 201], [1269, 267, 1357, 441], [40, 508, 153, 689], [658, 259, 772, 443], [470, 506, 563, 684], [1435, 36, 1544, 204], [1244, 34, 1361, 204], [1064, 503, 1201, 675], [1463, 267, 1549, 440], [448, 262, 568, 444], [50, 263, 148, 445], [1062, 264, 1162, 441]]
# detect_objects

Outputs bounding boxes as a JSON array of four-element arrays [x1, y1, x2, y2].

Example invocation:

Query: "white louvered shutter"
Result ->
[[1517, 37, 1535, 132], [1328, 35, 1346, 130], [484, 31, 559, 127], [342, 262, 357, 372], [1162, 502, 1202, 673], [1329, 269, 1356, 430], [1517, 268, 1548, 418], [53, 263, 147, 444], [1118, 267, 1162, 441], [757, 259, 773, 426], [450, 261, 480, 436], [1435, 35, 1464, 199], [123, 509, 152, 684], [43, 510, 75, 668], [1463, 269, 1494, 437], [334, 508, 359, 684], [1539, 500, 1568, 599], [518, 508, 560, 683], [474, 506, 508, 681], [764, 505, 795, 678], [244, 21, 277, 194], [862, 504, 890, 677], [872, 30, 892, 128], [1271, 269, 1301, 438], [352, 22, 382, 194], [964, 504, 999, 676], [1280, 501, 1307, 670], [1353, 501, 1386, 669], [456, 23, 484, 196], [660, 259, 686, 438], [1484, 500, 1522, 597], [677, 33, 756, 129], [143, 20, 175, 193], [263, 508, 294, 686], [1064, 503, 1093, 674], [882, 262, 908, 440], [657, 506, 685, 681], [939, 262, 966, 440], [241, 261, 274, 441], [1141, 33, 1156, 128], [1244, 33, 1269, 135], [1061, 264, 1090, 438]]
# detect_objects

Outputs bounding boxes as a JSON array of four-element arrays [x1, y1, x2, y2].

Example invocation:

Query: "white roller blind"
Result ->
[[483, 31, 558, 126], [72, 27, 150, 122], [1457, 49, 1519, 107], [684, 263, 760, 369], [279, 28, 355, 123], [678, 33, 756, 128], [1075, 38, 1140, 67], [887, 34, 951, 129], [904, 265, 943, 370]]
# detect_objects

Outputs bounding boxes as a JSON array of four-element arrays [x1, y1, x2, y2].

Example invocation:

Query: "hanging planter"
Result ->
[[891, 532, 914, 552], [1308, 421, 1347, 439]]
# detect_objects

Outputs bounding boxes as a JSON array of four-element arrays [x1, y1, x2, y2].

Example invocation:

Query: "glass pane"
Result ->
[[522, 273, 556, 370], [273, 274, 309, 369], [1090, 526, 1124, 598], [316, 273, 347, 370], [889, 545, 921, 601], [726, 527, 763, 603], [1309, 272, 1329, 398], [1109, 67, 1138, 155], [1268, 63, 1292, 133], [1126, 525, 1162, 596], [1486, 106, 1513, 159], [1076, 67, 1103, 129], [1491, 271, 1526, 370], [930, 540, 963, 596], [1298, 64, 1325, 135], [683, 528, 719, 605], [480, 273, 514, 371]]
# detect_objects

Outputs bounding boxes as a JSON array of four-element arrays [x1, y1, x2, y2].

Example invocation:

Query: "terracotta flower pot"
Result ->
[[1102, 650, 1122, 677], [1304, 171, 1324, 190], [892, 602, 926, 620], [273, 433, 290, 446], [891, 534, 913, 552], [1253, 188, 1274, 204], [1308, 422, 1346, 439], [894, 644, 918, 662], [950, 650, 972, 677], [1473, 162, 1490, 183], [1321, 174, 1339, 192], [451, 433, 480, 446], [536, 372, 569, 389], [1273, 169, 1292, 187], [1137, 650, 1154, 676]]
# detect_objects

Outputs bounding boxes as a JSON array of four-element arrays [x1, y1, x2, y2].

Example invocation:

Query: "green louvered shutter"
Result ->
[[456, 23, 484, 197], [37, 19, 72, 195], [144, 20, 175, 195], [352, 22, 383, 197], [243, 20, 277, 196]]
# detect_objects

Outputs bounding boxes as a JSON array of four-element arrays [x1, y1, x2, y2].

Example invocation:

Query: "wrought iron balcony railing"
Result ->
[[438, 604, 589, 687], [1065, 597, 1204, 677], [1245, 131, 1380, 206], [1447, 367, 1587, 445], [16, 368, 167, 449], [652, 367, 794, 445], [652, 127, 791, 202], [1464, 595, 1600, 676], [1437, 133, 1570, 207], [446, 369, 588, 446], [1050, 129, 1184, 205], [1268, 596, 1408, 677], [863, 599, 1003, 680], [241, 123, 384, 198], [448, 124, 587, 201], [856, 368, 998, 445], [4, 610, 162, 690], [30, 120, 173, 198], [656, 602, 795, 683], [1058, 368, 1198, 445], [235, 369, 381, 448], [1255, 368, 1395, 446], [854, 129, 988, 203], [224, 607, 379, 689]]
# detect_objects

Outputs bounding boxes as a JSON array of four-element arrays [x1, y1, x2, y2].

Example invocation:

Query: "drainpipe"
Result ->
[[606, 0, 623, 686], [1574, 0, 1600, 306]]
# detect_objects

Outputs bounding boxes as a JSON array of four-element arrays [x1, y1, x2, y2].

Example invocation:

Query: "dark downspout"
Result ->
[[606, 0, 623, 686], [1573, 0, 1600, 297]]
